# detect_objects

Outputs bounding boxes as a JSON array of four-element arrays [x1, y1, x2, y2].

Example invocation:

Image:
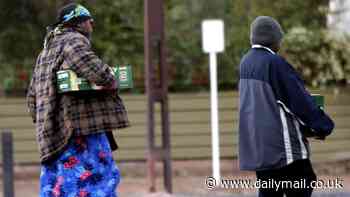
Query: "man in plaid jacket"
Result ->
[[26, 4, 129, 164]]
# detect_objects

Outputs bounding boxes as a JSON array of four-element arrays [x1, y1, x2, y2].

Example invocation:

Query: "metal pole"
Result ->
[[2, 130, 14, 197], [161, 63, 173, 193], [159, 3, 172, 191], [209, 52, 220, 182], [144, 0, 172, 193], [144, 0, 156, 190], [144, 0, 156, 192]]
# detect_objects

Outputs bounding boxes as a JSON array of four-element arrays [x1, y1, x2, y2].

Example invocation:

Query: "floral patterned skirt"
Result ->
[[39, 132, 120, 197]]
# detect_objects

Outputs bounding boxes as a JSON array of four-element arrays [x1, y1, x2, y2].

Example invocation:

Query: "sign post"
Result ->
[[202, 20, 225, 182]]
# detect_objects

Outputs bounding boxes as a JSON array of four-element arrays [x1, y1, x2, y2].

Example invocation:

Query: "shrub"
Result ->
[[282, 27, 350, 87]]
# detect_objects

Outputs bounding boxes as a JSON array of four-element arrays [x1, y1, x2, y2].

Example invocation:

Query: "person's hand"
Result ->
[[300, 124, 326, 140], [314, 135, 326, 140]]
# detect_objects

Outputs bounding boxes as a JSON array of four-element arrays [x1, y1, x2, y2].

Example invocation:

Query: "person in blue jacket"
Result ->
[[238, 16, 335, 197]]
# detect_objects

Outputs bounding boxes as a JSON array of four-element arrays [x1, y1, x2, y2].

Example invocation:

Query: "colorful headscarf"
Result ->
[[44, 4, 93, 48], [61, 4, 92, 23], [57, 3, 92, 25]]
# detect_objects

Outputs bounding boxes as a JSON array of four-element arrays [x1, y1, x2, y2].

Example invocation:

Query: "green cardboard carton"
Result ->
[[311, 94, 324, 110], [114, 66, 134, 89], [303, 94, 326, 139], [57, 65, 133, 93]]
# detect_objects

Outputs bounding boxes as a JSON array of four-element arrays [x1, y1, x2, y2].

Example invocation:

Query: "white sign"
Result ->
[[202, 20, 225, 53], [201, 19, 225, 182]]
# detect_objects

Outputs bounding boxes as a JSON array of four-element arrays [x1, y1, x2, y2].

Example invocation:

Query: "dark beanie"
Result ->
[[250, 16, 284, 46], [57, 3, 92, 26]]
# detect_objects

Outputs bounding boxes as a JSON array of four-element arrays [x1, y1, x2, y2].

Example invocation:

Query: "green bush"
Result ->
[[282, 27, 350, 87], [0, 0, 338, 92]]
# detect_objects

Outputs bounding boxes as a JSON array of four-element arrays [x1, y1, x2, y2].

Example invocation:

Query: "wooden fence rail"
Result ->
[[0, 92, 350, 164]]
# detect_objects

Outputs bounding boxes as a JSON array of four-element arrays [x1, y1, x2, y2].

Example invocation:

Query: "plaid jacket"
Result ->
[[27, 27, 130, 163]]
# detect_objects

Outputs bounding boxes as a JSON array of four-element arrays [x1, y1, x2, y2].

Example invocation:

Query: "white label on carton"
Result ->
[[60, 84, 69, 89], [76, 78, 83, 84], [58, 72, 69, 80], [119, 70, 127, 81]]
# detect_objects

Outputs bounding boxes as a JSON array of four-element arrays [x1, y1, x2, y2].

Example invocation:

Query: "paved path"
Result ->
[[121, 192, 350, 197]]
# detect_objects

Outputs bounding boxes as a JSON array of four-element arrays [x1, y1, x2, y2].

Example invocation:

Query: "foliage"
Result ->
[[79, 0, 145, 88], [0, 0, 56, 92], [1, 0, 344, 93], [282, 27, 350, 87]]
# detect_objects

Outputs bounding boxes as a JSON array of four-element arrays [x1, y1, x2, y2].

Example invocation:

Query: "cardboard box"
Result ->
[[304, 94, 326, 139], [57, 65, 133, 93], [311, 94, 324, 110]]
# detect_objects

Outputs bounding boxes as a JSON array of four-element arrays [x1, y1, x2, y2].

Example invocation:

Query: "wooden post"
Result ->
[[2, 130, 14, 197], [144, 0, 172, 193]]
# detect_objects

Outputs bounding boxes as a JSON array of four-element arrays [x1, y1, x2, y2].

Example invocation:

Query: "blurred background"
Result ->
[[1, 0, 349, 94], [0, 0, 350, 196]]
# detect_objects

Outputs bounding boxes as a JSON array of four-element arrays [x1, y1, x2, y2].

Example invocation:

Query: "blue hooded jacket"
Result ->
[[238, 46, 334, 171]]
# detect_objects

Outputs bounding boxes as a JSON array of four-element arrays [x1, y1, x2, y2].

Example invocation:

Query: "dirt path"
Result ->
[[1, 160, 350, 196]]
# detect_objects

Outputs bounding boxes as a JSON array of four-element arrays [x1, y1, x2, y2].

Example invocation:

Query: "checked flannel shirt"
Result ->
[[27, 27, 129, 163]]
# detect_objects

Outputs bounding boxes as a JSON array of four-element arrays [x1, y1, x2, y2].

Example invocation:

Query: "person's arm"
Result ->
[[26, 70, 37, 123], [63, 34, 116, 88], [269, 56, 334, 137]]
